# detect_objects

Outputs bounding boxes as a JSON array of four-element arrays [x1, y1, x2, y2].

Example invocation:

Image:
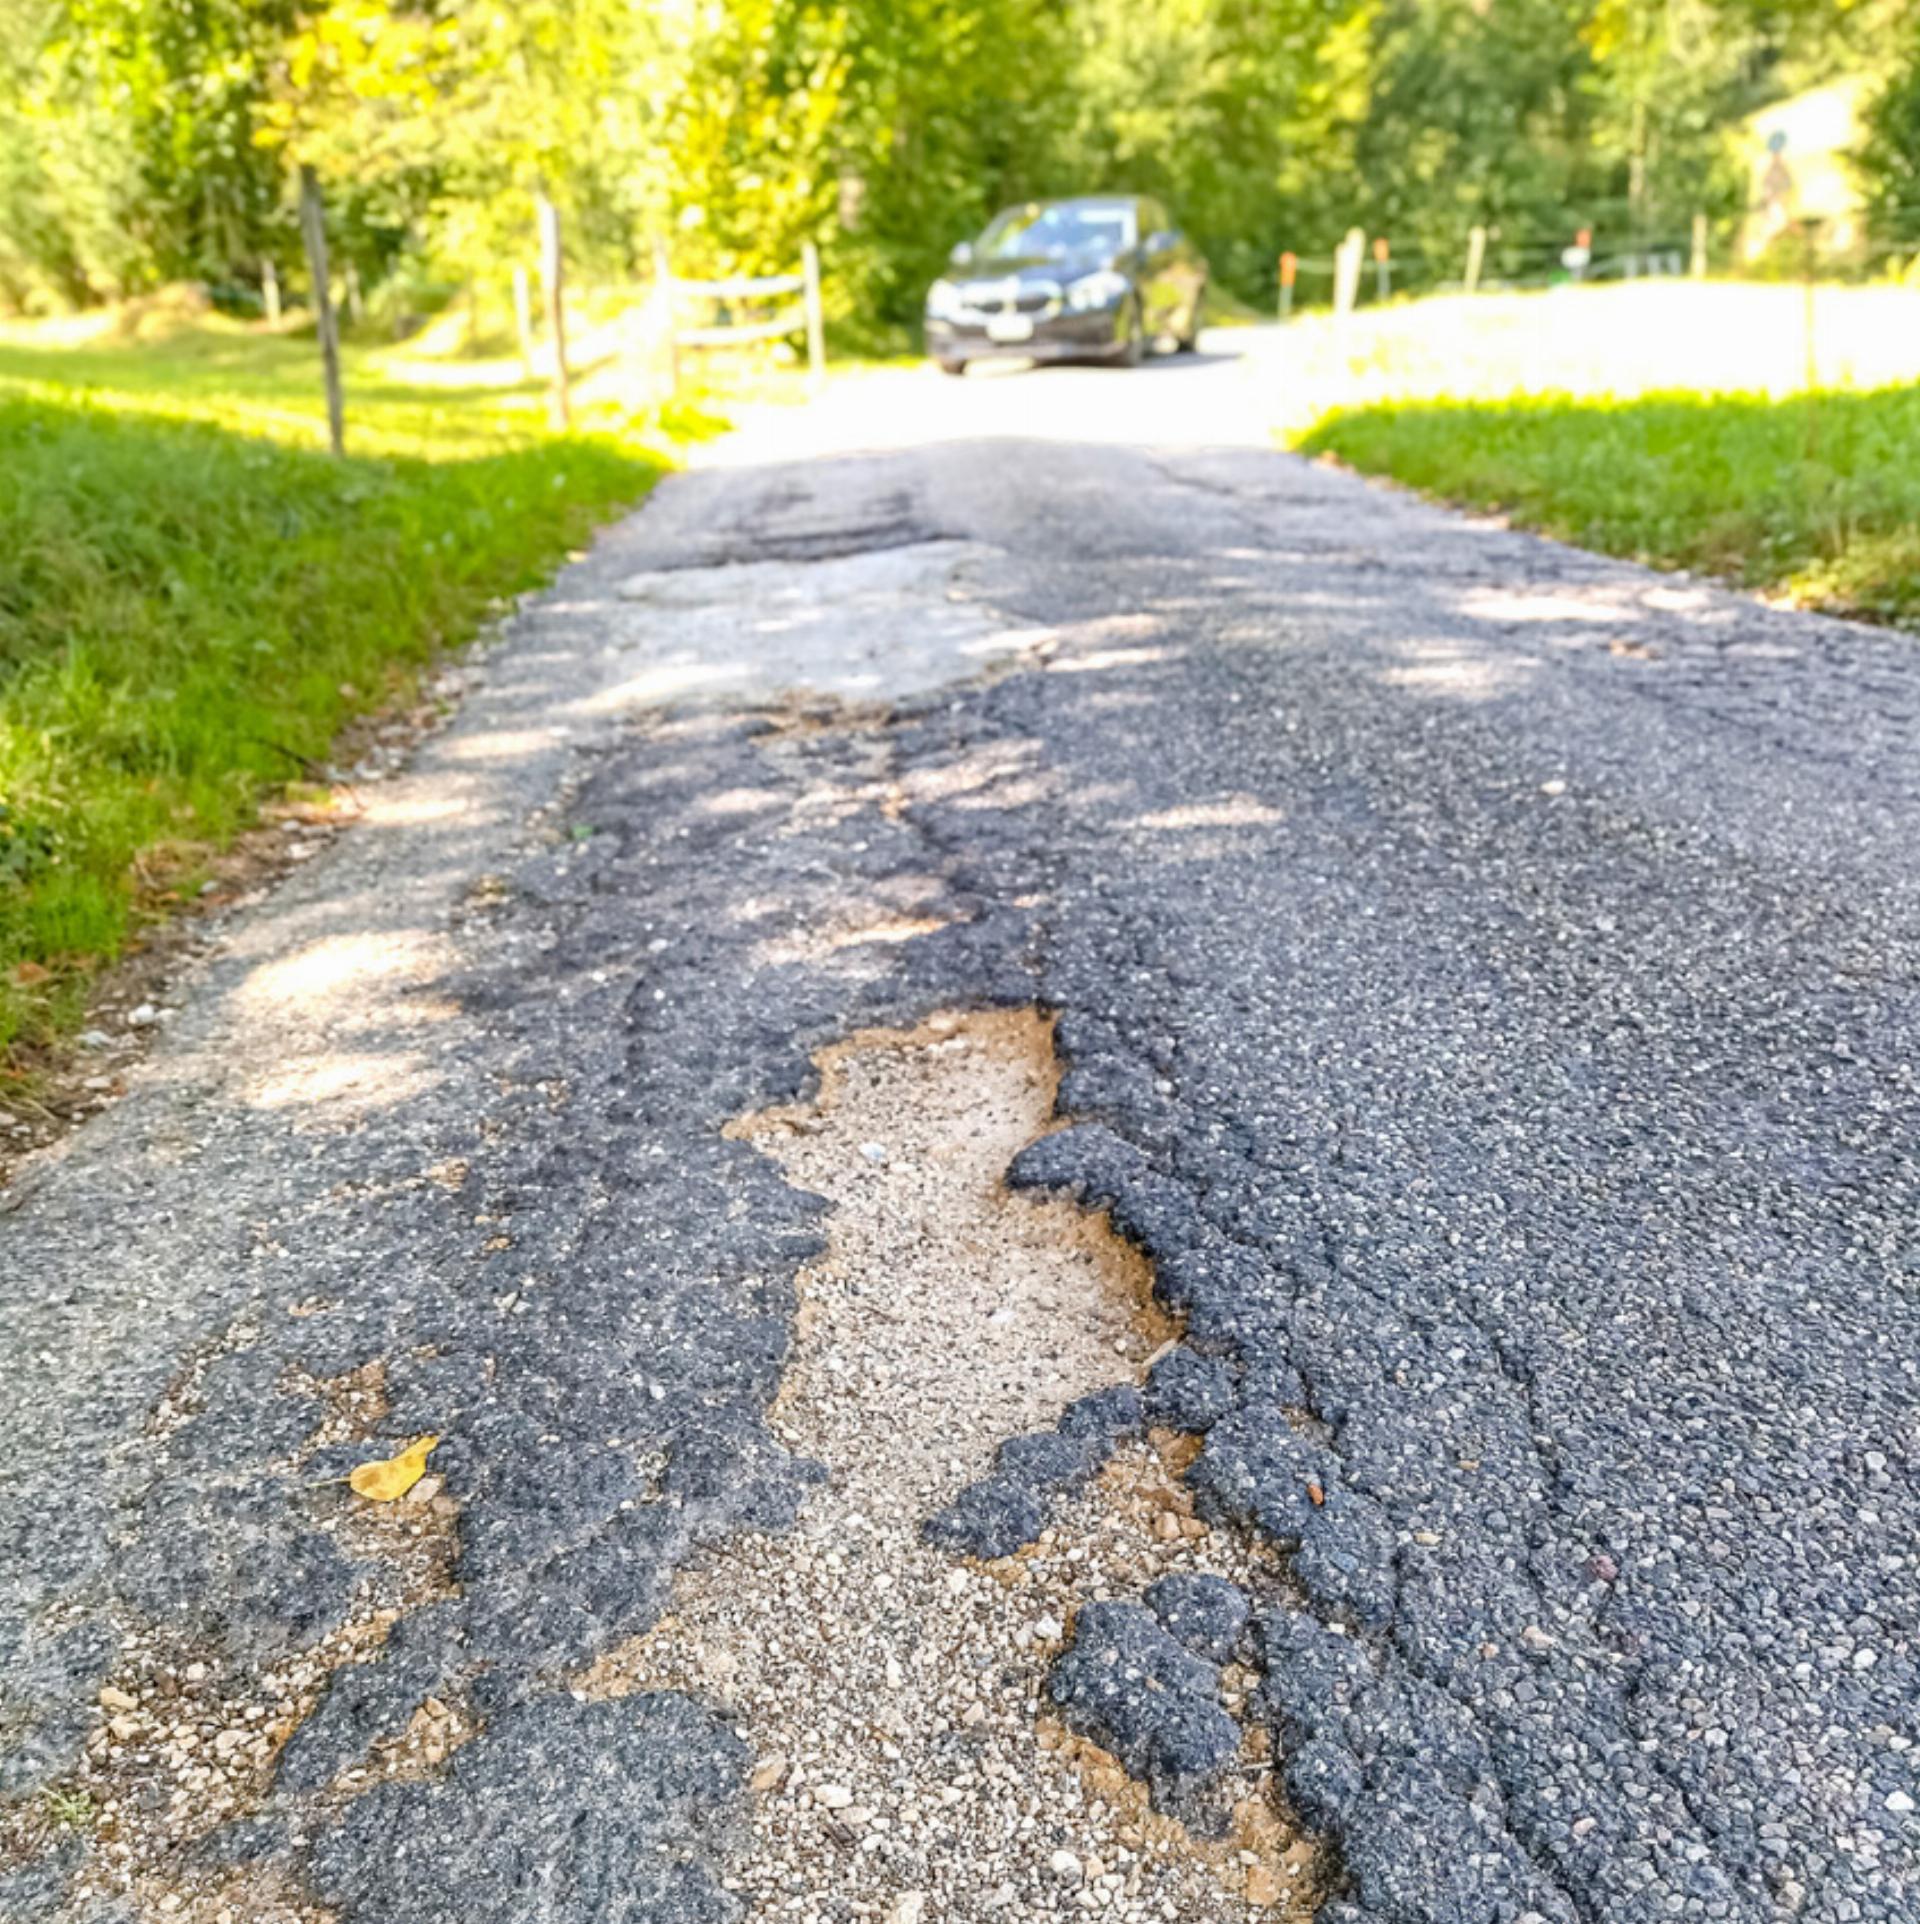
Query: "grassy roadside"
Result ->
[[0, 315, 684, 1060], [1296, 385, 1920, 631]]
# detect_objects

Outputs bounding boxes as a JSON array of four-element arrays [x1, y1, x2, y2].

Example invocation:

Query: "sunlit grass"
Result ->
[[0, 307, 698, 457], [1279, 282, 1920, 635], [0, 312, 693, 1060], [1297, 385, 1920, 628]]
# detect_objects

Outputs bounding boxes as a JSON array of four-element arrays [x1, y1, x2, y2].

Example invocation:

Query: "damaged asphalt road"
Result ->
[[3, 337, 1918, 1924]]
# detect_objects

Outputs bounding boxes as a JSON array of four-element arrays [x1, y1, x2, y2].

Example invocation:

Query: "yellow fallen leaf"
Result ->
[[348, 1435, 439, 1502]]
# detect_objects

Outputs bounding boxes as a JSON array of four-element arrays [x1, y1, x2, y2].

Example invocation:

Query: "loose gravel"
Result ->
[[586, 1010, 1324, 1923]]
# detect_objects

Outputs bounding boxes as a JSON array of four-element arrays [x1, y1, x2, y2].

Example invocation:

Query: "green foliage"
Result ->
[[1298, 385, 1920, 626], [827, 0, 1082, 331], [668, 0, 855, 288], [0, 0, 149, 303], [1056, 0, 1374, 301], [7, 0, 1901, 331], [1333, 0, 1880, 285], [1858, 23, 1920, 246], [0, 325, 665, 1054]]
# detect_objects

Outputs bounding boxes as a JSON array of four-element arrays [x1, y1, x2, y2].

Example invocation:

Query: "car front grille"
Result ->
[[959, 279, 1063, 317]]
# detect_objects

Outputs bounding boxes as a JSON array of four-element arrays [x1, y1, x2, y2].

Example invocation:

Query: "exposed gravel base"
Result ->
[[586, 1011, 1324, 1923]]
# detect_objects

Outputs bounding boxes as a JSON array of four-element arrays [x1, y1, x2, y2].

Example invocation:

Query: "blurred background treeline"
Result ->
[[2, 0, 1918, 345]]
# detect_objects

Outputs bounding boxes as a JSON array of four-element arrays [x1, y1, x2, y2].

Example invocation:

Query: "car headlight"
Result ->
[[926, 278, 964, 321], [1066, 270, 1129, 312]]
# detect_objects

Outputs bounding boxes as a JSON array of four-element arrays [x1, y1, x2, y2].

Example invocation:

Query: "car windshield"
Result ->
[[974, 202, 1135, 261]]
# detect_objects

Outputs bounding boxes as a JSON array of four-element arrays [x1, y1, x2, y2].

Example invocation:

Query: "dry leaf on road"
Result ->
[[348, 1434, 440, 1502]]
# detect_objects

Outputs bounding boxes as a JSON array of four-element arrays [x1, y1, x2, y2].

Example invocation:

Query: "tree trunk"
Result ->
[[298, 165, 345, 456], [536, 184, 571, 431]]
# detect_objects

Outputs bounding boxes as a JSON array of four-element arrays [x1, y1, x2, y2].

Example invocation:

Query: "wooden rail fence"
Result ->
[[652, 240, 825, 391]]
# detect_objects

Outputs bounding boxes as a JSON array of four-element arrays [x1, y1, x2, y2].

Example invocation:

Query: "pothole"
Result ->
[[582, 1009, 1328, 1923], [599, 540, 1053, 705]]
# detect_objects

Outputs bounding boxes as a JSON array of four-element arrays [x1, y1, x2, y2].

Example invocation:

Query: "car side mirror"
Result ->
[[948, 241, 975, 269]]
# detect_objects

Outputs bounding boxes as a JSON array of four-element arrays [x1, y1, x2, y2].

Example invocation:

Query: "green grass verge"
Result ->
[[1295, 385, 1920, 630], [0, 319, 679, 1059]]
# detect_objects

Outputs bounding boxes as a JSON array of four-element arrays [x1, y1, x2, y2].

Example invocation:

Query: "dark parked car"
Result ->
[[924, 195, 1207, 375]]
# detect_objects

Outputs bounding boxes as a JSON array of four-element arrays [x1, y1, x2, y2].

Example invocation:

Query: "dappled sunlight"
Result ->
[[0, 337, 550, 458], [571, 634, 1055, 712], [234, 930, 449, 1028], [752, 911, 951, 970], [945, 775, 1055, 810], [1128, 796, 1285, 831], [1456, 587, 1638, 626], [898, 738, 1048, 809], [1377, 641, 1541, 702], [359, 792, 476, 829], [574, 656, 764, 707], [1050, 643, 1182, 674], [245, 1049, 444, 1115], [223, 927, 459, 1122], [1641, 584, 1720, 616], [700, 786, 789, 817], [439, 727, 569, 766]]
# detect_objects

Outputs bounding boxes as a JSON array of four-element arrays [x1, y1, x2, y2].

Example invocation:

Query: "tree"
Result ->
[[2, 0, 1913, 329], [1857, 27, 1920, 249], [1060, 0, 1374, 296]]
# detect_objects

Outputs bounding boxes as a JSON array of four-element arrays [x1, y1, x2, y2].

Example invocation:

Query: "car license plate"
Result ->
[[986, 313, 1034, 343]]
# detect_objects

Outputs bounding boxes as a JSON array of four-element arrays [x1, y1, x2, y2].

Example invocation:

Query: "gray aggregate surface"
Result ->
[[3, 338, 1917, 1924]]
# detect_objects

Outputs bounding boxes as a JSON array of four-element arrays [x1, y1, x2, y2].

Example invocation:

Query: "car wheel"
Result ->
[[1115, 300, 1145, 368], [936, 358, 968, 377]]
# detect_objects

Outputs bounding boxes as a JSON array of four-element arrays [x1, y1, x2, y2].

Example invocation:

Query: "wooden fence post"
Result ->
[[535, 183, 571, 431], [652, 237, 680, 397], [1802, 218, 1820, 398], [1464, 225, 1486, 295], [262, 256, 281, 324], [802, 241, 825, 390], [1333, 228, 1364, 320], [1691, 212, 1708, 281], [297, 165, 344, 456], [511, 265, 535, 380]]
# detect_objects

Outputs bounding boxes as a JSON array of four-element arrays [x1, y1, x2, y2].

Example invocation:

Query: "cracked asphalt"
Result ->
[[3, 332, 1917, 1924]]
